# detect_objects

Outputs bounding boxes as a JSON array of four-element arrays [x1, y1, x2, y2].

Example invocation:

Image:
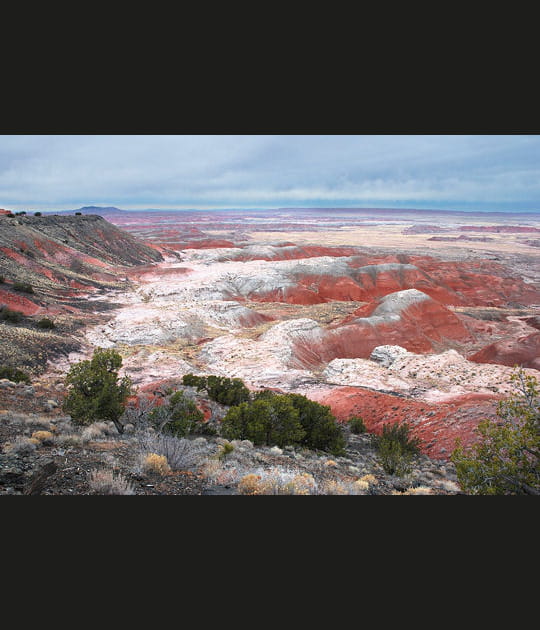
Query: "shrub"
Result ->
[[149, 390, 204, 437], [63, 348, 133, 433], [75, 212, 82, 216], [31, 430, 55, 445], [451, 369, 539, 495], [348, 415, 367, 434], [36, 317, 55, 329], [182, 373, 206, 389], [221, 395, 305, 448], [7, 436, 37, 455], [182, 373, 251, 406], [0, 366, 30, 383], [34, 212, 42, 217], [237, 473, 263, 495], [142, 453, 171, 475], [137, 431, 206, 471], [374, 422, 422, 476], [88, 469, 135, 495], [284, 393, 346, 455], [12, 282, 34, 294], [217, 440, 235, 460], [81, 422, 110, 442], [237, 469, 318, 495], [0, 307, 24, 323]]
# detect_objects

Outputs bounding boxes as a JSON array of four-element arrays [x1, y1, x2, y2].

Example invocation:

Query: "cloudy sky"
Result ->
[[0, 134, 539, 212]]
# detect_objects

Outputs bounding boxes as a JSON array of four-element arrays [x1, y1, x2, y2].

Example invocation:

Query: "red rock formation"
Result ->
[[0, 287, 41, 315], [240, 256, 540, 307], [311, 386, 501, 460], [288, 290, 473, 369], [469, 332, 540, 370]]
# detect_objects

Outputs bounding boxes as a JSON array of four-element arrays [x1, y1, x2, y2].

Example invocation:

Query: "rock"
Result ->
[[370, 345, 409, 367], [269, 446, 283, 456]]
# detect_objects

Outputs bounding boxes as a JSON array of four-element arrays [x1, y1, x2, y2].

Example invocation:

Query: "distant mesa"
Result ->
[[44, 206, 126, 215]]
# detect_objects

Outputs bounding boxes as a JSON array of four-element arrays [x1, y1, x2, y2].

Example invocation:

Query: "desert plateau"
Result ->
[[1, 205, 538, 495]]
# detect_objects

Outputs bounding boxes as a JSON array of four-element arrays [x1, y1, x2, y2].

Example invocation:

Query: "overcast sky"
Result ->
[[0, 135, 539, 212]]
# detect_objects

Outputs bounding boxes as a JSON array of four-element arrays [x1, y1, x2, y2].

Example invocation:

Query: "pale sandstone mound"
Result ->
[[85, 300, 271, 348], [369, 344, 410, 366], [323, 345, 539, 402], [197, 321, 318, 386], [119, 350, 198, 386], [198, 290, 473, 379]]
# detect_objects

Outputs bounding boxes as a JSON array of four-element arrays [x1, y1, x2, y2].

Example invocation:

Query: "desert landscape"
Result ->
[[1, 205, 538, 495]]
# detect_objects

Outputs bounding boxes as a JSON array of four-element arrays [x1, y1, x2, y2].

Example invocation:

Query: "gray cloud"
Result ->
[[0, 135, 539, 211]]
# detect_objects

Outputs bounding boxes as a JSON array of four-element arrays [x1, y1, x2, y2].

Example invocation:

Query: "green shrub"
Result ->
[[221, 396, 305, 448], [222, 390, 346, 454], [284, 393, 346, 455], [182, 373, 251, 406], [63, 348, 133, 433], [149, 391, 205, 438], [451, 369, 539, 495], [348, 415, 367, 434], [12, 282, 34, 294], [36, 317, 56, 329], [0, 307, 24, 323], [217, 441, 235, 460], [34, 212, 42, 217], [0, 366, 31, 383], [373, 422, 422, 476], [182, 373, 207, 390]]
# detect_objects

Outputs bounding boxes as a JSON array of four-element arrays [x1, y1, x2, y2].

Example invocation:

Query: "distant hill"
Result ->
[[44, 206, 126, 216]]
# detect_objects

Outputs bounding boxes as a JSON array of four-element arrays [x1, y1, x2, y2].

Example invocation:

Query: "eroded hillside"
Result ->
[[0, 214, 163, 373]]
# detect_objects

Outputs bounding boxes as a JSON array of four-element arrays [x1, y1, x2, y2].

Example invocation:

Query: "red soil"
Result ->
[[0, 287, 41, 315], [311, 386, 500, 460], [289, 296, 472, 368], [244, 254, 540, 307], [469, 332, 540, 370]]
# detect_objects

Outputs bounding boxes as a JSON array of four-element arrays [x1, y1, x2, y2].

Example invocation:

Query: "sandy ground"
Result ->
[[208, 225, 540, 256]]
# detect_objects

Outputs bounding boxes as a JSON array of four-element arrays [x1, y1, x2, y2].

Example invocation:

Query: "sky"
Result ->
[[0, 134, 539, 212]]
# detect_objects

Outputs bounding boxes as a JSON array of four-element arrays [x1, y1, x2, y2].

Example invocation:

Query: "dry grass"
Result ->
[[142, 453, 171, 475], [87, 469, 135, 495], [5, 436, 37, 455], [31, 430, 55, 444]]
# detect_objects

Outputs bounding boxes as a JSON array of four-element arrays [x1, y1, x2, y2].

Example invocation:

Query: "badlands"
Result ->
[[35, 207, 540, 462]]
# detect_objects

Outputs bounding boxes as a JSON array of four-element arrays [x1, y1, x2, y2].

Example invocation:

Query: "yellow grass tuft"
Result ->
[[142, 453, 171, 476], [31, 430, 54, 443]]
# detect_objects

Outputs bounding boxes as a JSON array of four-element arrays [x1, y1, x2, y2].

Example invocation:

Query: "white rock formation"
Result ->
[[369, 345, 410, 367]]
